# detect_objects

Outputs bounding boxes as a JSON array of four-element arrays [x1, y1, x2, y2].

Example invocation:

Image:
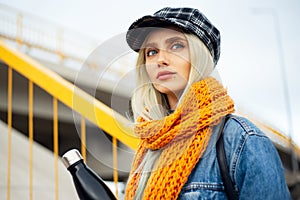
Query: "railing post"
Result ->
[[56, 28, 64, 64], [113, 137, 118, 198], [81, 116, 86, 162], [7, 66, 13, 200], [16, 13, 23, 50], [53, 97, 59, 200], [28, 80, 34, 200]]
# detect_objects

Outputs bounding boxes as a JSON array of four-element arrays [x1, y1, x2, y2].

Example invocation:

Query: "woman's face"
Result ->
[[144, 28, 191, 98]]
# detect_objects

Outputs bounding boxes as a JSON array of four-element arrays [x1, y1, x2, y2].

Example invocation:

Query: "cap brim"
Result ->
[[126, 16, 184, 52]]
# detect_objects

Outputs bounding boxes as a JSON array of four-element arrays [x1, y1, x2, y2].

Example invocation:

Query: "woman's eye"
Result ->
[[146, 49, 157, 57], [171, 43, 184, 50]]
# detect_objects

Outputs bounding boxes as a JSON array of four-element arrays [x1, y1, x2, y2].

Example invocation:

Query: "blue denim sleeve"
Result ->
[[235, 128, 292, 200]]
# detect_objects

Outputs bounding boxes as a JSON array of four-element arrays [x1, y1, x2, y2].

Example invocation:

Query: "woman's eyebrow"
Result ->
[[143, 42, 156, 49], [165, 36, 187, 44], [144, 36, 187, 49]]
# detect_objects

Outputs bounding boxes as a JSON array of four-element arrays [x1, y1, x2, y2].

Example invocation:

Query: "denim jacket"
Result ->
[[178, 115, 291, 200]]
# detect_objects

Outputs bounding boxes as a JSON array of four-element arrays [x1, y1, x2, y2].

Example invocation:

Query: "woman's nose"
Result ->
[[157, 50, 170, 67]]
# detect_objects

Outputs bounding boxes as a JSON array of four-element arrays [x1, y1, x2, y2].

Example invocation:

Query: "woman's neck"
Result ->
[[166, 92, 181, 110]]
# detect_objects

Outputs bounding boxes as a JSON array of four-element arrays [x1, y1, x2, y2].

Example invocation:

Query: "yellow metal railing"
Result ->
[[0, 40, 139, 149], [0, 39, 139, 200]]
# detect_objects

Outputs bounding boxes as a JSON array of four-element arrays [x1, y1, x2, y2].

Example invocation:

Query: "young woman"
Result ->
[[124, 7, 291, 200]]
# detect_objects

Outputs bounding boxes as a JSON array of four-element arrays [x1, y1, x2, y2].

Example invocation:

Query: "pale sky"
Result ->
[[1, 0, 299, 146]]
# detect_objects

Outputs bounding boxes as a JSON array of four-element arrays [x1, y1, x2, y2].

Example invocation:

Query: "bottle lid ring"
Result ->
[[62, 149, 83, 168]]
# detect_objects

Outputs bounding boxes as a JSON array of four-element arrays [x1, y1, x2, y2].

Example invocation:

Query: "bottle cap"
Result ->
[[62, 149, 83, 168]]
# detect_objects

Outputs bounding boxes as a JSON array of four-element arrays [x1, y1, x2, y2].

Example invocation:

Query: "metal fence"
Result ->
[[0, 39, 139, 200]]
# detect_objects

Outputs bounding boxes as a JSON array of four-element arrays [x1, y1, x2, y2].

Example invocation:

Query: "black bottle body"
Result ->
[[62, 149, 117, 200], [67, 160, 116, 200]]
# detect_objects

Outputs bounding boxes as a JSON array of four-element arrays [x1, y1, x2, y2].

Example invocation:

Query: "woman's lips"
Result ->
[[156, 71, 176, 80]]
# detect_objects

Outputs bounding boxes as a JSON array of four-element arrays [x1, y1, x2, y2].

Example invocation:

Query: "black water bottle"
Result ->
[[62, 149, 117, 200]]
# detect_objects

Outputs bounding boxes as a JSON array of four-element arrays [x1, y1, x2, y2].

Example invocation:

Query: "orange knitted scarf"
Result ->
[[125, 77, 234, 199]]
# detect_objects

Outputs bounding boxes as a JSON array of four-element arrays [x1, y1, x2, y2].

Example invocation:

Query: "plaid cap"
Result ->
[[126, 7, 221, 65]]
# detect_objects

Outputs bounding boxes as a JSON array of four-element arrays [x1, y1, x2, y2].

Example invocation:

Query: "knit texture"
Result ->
[[125, 77, 235, 199]]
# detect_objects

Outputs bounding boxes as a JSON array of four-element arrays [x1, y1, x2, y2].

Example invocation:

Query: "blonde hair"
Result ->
[[130, 33, 215, 121]]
